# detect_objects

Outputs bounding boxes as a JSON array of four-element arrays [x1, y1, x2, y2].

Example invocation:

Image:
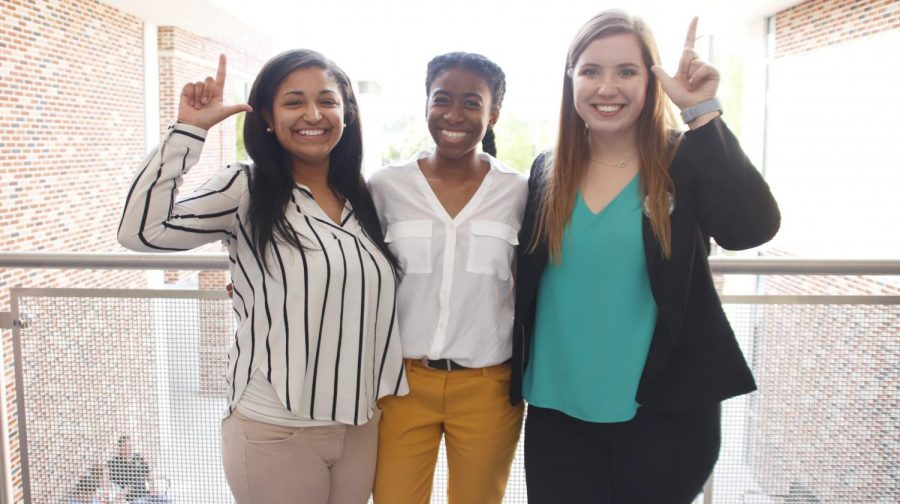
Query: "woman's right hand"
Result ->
[[177, 54, 253, 131]]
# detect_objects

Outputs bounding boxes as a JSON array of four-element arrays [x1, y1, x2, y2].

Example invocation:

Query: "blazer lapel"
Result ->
[[641, 215, 678, 381]]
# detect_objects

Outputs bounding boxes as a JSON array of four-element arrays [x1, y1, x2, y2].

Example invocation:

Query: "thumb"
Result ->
[[220, 103, 253, 118], [651, 65, 676, 90]]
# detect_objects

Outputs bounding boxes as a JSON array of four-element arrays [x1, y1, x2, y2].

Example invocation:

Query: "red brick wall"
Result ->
[[1, 1, 268, 501], [0, 0, 147, 305], [1, 2, 146, 500], [775, 0, 899, 57]]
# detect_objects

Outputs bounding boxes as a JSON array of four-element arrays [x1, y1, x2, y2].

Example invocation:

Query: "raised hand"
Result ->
[[650, 17, 719, 111], [177, 54, 253, 131]]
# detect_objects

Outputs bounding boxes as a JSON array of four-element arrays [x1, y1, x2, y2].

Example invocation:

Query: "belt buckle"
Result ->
[[421, 358, 451, 370]]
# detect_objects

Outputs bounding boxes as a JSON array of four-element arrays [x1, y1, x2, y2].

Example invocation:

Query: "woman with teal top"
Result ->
[[510, 11, 780, 503]]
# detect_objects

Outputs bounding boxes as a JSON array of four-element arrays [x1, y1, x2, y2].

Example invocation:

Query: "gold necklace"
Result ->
[[590, 152, 638, 169]]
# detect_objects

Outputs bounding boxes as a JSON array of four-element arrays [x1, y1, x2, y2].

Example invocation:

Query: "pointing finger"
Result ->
[[684, 16, 698, 50], [215, 54, 227, 89]]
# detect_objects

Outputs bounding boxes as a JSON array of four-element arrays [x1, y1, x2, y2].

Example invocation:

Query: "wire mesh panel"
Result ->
[[12, 288, 234, 504], [714, 298, 899, 504], [8, 288, 898, 503]]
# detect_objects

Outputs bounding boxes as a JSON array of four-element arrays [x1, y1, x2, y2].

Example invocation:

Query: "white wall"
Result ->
[[764, 30, 900, 258]]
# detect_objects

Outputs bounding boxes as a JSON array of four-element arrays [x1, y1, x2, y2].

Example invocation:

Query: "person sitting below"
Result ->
[[107, 436, 151, 503]]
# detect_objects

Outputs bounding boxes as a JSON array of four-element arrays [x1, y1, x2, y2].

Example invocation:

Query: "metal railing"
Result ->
[[0, 253, 898, 504], [1, 251, 898, 275]]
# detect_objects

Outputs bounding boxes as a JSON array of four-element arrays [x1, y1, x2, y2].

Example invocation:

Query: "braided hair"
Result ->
[[425, 52, 506, 157]]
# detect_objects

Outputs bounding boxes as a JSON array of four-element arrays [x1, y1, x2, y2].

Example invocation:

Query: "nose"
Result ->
[[442, 104, 464, 123], [302, 104, 322, 123], [596, 75, 618, 96]]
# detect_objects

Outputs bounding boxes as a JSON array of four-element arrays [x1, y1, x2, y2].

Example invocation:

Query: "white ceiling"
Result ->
[[102, 0, 805, 41]]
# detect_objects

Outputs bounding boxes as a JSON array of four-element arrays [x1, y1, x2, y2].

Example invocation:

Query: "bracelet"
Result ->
[[680, 97, 723, 124]]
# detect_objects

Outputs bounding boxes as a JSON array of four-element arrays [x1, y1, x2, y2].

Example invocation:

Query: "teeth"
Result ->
[[441, 130, 466, 139], [297, 129, 325, 136], [595, 105, 622, 112]]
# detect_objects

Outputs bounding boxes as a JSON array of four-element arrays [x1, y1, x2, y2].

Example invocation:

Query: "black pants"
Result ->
[[524, 404, 721, 504]]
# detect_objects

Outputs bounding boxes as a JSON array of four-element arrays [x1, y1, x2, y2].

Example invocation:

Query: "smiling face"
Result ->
[[426, 66, 499, 160], [572, 33, 648, 141], [267, 66, 345, 170]]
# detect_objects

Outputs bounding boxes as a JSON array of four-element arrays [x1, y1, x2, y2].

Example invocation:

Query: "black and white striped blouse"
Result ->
[[118, 122, 408, 425]]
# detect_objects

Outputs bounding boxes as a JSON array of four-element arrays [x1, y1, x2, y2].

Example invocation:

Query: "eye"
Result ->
[[282, 100, 302, 108], [432, 96, 450, 106], [320, 98, 340, 107], [464, 99, 482, 109], [619, 67, 638, 77], [578, 67, 600, 78]]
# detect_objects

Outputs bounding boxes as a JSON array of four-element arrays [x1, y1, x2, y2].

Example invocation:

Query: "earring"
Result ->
[[266, 127, 272, 133], [343, 123, 347, 127]]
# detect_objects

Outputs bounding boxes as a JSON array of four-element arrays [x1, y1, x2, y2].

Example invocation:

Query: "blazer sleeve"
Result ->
[[678, 117, 781, 250], [117, 122, 245, 252]]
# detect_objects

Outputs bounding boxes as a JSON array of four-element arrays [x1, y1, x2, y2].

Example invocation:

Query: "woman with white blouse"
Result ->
[[118, 50, 408, 504], [370, 52, 527, 504]]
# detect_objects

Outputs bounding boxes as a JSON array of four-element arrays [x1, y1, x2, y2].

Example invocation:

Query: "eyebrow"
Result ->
[[281, 89, 339, 98], [432, 89, 485, 100], [579, 62, 641, 69]]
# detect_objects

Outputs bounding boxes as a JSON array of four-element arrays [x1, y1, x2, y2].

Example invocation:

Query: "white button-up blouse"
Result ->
[[118, 122, 408, 425], [369, 152, 528, 368]]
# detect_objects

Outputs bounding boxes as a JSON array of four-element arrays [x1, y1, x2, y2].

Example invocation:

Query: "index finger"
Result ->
[[684, 16, 698, 49], [215, 54, 227, 88]]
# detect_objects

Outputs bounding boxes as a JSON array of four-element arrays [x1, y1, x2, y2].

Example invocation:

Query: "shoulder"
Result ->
[[368, 156, 422, 191], [525, 150, 553, 189], [202, 163, 252, 201], [486, 155, 528, 188], [209, 163, 251, 187]]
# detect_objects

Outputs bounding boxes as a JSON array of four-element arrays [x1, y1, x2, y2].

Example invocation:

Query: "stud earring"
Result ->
[[266, 127, 272, 133]]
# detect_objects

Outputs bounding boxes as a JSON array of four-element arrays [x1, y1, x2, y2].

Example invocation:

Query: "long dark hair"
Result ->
[[243, 49, 398, 271], [425, 52, 506, 157]]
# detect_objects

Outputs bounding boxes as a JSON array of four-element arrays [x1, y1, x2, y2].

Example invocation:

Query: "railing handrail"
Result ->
[[0, 252, 898, 276]]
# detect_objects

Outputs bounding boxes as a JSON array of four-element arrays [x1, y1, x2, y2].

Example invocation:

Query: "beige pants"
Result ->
[[222, 410, 380, 504]]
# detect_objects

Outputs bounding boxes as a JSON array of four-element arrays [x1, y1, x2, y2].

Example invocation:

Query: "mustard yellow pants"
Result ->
[[373, 359, 524, 504]]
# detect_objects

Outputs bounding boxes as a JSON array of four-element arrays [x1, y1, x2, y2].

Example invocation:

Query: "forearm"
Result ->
[[683, 118, 780, 249], [117, 122, 231, 251]]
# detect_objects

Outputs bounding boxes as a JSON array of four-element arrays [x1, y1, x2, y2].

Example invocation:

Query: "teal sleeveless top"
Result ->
[[523, 176, 658, 422]]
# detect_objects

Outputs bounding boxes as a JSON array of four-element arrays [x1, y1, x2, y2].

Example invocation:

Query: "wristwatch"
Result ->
[[680, 97, 722, 124]]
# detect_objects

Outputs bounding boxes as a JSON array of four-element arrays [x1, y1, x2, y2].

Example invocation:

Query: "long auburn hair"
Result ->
[[533, 10, 680, 262], [243, 49, 398, 272]]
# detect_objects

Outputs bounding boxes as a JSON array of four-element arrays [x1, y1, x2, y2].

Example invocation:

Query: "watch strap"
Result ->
[[680, 97, 723, 123]]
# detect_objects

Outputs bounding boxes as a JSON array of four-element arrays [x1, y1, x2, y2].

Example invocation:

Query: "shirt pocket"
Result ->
[[385, 220, 433, 274], [466, 220, 519, 281]]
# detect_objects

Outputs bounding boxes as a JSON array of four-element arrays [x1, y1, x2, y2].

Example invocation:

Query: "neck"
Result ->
[[425, 149, 484, 181], [588, 129, 639, 164], [292, 157, 331, 193]]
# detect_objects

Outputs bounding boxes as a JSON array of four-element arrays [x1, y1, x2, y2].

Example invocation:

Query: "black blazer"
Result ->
[[510, 118, 780, 411]]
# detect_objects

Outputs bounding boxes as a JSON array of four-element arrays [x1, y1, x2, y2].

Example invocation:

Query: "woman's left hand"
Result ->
[[651, 17, 719, 110]]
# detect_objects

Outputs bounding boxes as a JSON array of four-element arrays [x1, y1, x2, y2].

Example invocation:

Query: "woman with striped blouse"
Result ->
[[118, 50, 407, 504]]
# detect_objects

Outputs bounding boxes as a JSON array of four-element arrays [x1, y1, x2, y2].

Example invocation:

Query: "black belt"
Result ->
[[420, 358, 469, 370]]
